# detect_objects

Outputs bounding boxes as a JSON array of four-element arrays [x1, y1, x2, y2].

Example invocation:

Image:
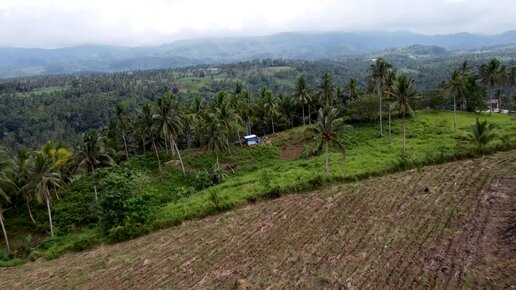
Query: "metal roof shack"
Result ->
[[244, 134, 260, 146]]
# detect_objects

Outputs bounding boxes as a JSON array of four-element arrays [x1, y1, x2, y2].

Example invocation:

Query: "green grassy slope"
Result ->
[[153, 111, 516, 227], [2, 111, 515, 262]]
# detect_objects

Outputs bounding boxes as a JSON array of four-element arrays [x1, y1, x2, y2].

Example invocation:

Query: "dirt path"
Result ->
[[1, 151, 515, 289]]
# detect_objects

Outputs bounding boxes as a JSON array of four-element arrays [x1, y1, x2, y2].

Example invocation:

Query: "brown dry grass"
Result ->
[[1, 151, 515, 289]]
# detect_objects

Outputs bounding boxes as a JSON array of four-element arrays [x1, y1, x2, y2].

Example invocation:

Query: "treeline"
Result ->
[[2, 49, 515, 149]]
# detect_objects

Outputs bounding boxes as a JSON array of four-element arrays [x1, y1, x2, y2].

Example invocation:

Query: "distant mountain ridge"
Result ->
[[1, 30, 516, 78]]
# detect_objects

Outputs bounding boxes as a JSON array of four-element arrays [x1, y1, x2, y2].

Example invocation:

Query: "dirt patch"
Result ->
[[279, 145, 304, 161]]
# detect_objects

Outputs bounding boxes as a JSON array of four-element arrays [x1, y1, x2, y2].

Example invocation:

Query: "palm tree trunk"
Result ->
[[122, 133, 129, 159], [388, 111, 392, 142], [0, 211, 10, 252], [325, 141, 330, 176], [302, 105, 306, 125], [271, 117, 275, 134], [172, 138, 186, 175], [453, 95, 457, 132], [164, 136, 169, 152], [45, 188, 54, 237], [489, 85, 493, 116], [93, 184, 98, 202], [186, 127, 193, 149], [402, 111, 406, 158], [25, 194, 36, 224], [498, 86, 503, 113], [151, 136, 162, 172], [91, 165, 98, 202], [308, 107, 312, 124], [378, 83, 383, 137]]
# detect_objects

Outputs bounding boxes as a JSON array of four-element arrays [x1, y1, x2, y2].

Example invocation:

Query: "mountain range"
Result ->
[[1, 30, 516, 78]]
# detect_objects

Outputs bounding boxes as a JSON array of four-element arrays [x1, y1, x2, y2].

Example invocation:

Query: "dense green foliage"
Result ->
[[0, 55, 515, 266], [1, 47, 515, 149]]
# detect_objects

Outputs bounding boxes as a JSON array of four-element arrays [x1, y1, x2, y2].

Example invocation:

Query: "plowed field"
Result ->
[[1, 151, 515, 289]]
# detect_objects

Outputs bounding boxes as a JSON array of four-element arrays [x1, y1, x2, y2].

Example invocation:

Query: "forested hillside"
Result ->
[[1, 46, 515, 149], [2, 30, 516, 78]]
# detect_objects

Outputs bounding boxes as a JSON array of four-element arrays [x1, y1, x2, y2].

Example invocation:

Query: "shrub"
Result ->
[[397, 152, 418, 170], [0, 249, 10, 261], [344, 94, 379, 123], [98, 168, 151, 240], [21, 234, 33, 257], [107, 223, 149, 243], [192, 164, 227, 190], [53, 176, 99, 234]]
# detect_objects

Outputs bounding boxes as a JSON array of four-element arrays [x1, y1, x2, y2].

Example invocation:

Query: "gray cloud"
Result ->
[[1, 0, 515, 48]]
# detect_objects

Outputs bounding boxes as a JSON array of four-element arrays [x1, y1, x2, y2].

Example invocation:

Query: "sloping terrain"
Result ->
[[1, 151, 515, 289]]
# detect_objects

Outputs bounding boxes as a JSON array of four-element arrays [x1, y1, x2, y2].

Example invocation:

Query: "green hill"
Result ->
[[2, 111, 515, 263]]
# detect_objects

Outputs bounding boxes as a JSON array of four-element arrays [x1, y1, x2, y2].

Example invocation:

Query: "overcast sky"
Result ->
[[1, 0, 515, 48]]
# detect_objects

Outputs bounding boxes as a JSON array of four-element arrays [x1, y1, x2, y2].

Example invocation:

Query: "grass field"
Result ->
[[153, 111, 516, 228], [1, 150, 514, 289]]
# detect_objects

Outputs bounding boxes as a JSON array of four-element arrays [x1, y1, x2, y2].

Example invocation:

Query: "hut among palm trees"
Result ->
[[244, 134, 261, 146]]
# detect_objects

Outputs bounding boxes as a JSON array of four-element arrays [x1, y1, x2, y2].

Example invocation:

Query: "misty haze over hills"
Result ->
[[1, 30, 516, 78]]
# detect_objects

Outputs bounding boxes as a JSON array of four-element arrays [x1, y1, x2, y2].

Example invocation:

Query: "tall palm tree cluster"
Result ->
[[0, 73, 359, 251], [0, 57, 512, 252]]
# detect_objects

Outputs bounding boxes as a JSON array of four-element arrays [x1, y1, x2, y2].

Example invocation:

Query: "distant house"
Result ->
[[244, 134, 261, 146], [486, 99, 500, 112]]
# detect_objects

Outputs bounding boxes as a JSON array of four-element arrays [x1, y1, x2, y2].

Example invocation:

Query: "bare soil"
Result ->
[[1, 151, 515, 289], [279, 145, 304, 161]]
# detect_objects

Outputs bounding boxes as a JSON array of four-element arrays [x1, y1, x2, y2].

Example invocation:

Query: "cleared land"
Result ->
[[1, 151, 515, 289]]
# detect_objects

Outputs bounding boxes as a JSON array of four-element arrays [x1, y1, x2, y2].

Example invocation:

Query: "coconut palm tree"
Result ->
[[369, 58, 393, 136], [13, 149, 36, 224], [279, 93, 295, 129], [213, 91, 227, 111], [201, 114, 230, 166], [153, 95, 185, 175], [74, 130, 115, 201], [228, 90, 246, 142], [239, 90, 256, 135], [467, 118, 496, 151], [444, 70, 467, 131], [459, 60, 470, 74], [344, 78, 360, 103], [135, 103, 162, 171], [183, 97, 203, 148], [113, 103, 132, 159], [508, 67, 516, 104], [479, 59, 504, 115], [318, 73, 335, 106], [383, 70, 397, 142], [386, 75, 417, 158], [261, 88, 279, 134], [21, 151, 64, 237], [305, 106, 350, 176], [293, 76, 312, 125], [0, 151, 16, 251], [215, 101, 241, 151]]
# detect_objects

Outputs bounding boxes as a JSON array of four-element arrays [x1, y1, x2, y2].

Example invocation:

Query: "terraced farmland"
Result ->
[[1, 151, 515, 289]]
